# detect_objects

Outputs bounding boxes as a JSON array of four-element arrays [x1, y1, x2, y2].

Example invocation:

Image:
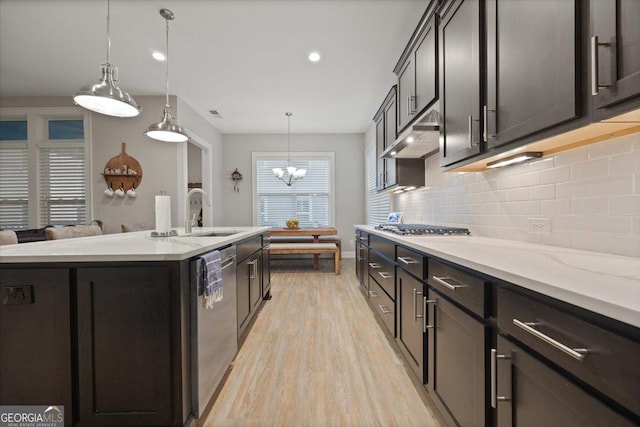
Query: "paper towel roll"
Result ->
[[155, 195, 172, 233]]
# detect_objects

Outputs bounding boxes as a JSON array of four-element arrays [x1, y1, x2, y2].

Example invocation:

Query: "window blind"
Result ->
[[0, 142, 29, 230], [256, 158, 331, 227], [38, 146, 86, 226]]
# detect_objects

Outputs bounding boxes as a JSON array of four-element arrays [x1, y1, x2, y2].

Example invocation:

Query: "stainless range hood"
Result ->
[[381, 107, 440, 159]]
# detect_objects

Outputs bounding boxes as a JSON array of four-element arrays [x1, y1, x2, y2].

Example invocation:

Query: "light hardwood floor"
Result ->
[[204, 260, 444, 427]]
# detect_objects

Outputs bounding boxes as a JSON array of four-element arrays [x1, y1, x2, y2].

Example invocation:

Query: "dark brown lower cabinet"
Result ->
[[494, 335, 636, 427], [397, 269, 426, 383], [77, 267, 173, 426], [428, 292, 487, 427], [0, 269, 72, 427], [237, 251, 261, 338]]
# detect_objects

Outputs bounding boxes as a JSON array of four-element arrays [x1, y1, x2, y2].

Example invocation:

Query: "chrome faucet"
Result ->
[[185, 188, 211, 234]]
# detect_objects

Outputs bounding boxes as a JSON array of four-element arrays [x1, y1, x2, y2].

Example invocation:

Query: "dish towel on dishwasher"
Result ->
[[200, 250, 223, 309]]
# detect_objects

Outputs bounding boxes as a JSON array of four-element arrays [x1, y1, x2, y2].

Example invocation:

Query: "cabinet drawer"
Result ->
[[428, 259, 487, 317], [368, 249, 395, 300], [498, 286, 640, 418], [396, 245, 427, 280], [369, 279, 395, 337], [370, 234, 395, 261], [236, 235, 262, 262]]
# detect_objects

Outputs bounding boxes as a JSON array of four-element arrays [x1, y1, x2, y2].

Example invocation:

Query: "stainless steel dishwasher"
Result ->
[[190, 245, 237, 418]]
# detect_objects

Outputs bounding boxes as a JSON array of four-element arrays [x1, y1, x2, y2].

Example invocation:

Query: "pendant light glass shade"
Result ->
[[273, 112, 306, 186], [73, 0, 140, 117], [145, 8, 189, 143]]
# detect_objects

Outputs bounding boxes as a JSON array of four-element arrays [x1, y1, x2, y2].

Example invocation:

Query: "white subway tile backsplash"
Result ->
[[589, 216, 632, 234], [609, 236, 640, 258], [610, 194, 640, 215], [541, 165, 571, 184], [589, 175, 634, 196], [529, 184, 556, 200], [572, 197, 609, 215], [554, 148, 589, 166], [572, 158, 609, 180], [589, 136, 634, 159], [556, 181, 590, 199], [384, 132, 640, 256], [542, 199, 571, 216], [609, 150, 640, 176], [499, 171, 541, 189], [571, 232, 610, 253]]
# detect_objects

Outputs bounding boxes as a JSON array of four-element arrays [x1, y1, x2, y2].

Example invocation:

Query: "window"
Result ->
[[0, 120, 29, 230], [0, 111, 90, 230], [254, 153, 335, 228]]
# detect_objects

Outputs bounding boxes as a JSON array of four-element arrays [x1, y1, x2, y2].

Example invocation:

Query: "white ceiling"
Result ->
[[0, 0, 426, 134]]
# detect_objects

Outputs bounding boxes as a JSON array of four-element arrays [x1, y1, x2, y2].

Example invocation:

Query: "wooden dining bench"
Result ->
[[269, 242, 340, 275]]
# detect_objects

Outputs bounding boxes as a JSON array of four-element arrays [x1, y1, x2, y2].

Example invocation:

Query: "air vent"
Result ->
[[208, 110, 223, 118]]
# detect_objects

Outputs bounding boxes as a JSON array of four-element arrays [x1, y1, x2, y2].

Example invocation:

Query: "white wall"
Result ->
[[222, 133, 366, 255], [385, 131, 640, 257]]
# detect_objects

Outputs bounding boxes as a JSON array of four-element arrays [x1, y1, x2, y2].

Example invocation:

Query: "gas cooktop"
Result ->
[[375, 223, 471, 236]]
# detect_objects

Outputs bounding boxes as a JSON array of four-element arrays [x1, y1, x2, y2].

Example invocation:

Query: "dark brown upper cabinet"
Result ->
[[485, 0, 579, 150], [374, 87, 397, 190], [396, 9, 439, 133], [590, 0, 640, 118], [438, 0, 483, 167]]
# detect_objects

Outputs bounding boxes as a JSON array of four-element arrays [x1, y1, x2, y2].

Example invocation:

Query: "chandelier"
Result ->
[[272, 112, 306, 186]]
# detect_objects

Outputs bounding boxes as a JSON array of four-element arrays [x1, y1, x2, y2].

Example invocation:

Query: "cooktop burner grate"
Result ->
[[375, 223, 471, 236]]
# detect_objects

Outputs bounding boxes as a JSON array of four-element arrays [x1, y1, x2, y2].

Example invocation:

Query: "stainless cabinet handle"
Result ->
[[423, 298, 437, 332], [483, 105, 495, 141], [468, 115, 473, 148], [379, 304, 392, 315], [432, 276, 464, 291], [491, 348, 511, 408], [378, 272, 393, 280], [591, 35, 611, 96], [409, 95, 417, 114], [369, 290, 379, 298], [368, 262, 380, 269], [413, 288, 424, 321], [513, 319, 589, 361], [248, 259, 257, 279], [398, 256, 419, 265]]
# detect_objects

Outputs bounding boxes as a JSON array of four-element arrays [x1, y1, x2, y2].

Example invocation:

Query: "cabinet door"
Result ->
[[486, 0, 578, 149], [398, 58, 415, 131], [397, 269, 425, 383], [439, 0, 482, 167], [375, 115, 385, 190], [495, 335, 636, 427], [414, 16, 438, 114], [591, 0, 640, 110], [237, 258, 251, 335], [384, 98, 397, 188], [0, 269, 72, 427], [250, 254, 262, 310], [262, 247, 271, 298], [428, 292, 486, 427], [77, 267, 172, 426]]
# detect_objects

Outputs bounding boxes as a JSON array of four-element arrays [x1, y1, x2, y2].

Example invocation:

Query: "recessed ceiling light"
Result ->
[[308, 51, 321, 62], [152, 51, 166, 61]]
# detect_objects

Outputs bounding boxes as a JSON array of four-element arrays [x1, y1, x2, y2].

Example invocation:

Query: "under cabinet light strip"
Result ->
[[486, 152, 543, 169]]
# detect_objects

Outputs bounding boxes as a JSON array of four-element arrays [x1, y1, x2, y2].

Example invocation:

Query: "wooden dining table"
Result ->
[[269, 227, 338, 269]]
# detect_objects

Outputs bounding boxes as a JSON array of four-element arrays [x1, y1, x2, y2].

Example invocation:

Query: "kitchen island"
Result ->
[[0, 227, 270, 427]]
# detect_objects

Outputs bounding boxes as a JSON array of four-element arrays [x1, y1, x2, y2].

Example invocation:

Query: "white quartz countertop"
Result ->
[[357, 225, 640, 328], [0, 227, 270, 263]]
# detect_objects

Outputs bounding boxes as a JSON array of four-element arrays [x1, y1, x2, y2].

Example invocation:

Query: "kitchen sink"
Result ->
[[186, 230, 240, 237]]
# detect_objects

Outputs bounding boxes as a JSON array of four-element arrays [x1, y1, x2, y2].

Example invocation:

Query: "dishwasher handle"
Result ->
[[221, 255, 236, 271]]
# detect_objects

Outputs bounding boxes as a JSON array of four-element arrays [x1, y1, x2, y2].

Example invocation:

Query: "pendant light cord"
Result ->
[[287, 113, 291, 166], [164, 16, 170, 106], [106, 0, 111, 64]]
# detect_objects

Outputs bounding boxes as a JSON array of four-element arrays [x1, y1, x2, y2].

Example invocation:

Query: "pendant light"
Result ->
[[273, 112, 306, 186], [73, 0, 141, 118], [145, 8, 189, 143]]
